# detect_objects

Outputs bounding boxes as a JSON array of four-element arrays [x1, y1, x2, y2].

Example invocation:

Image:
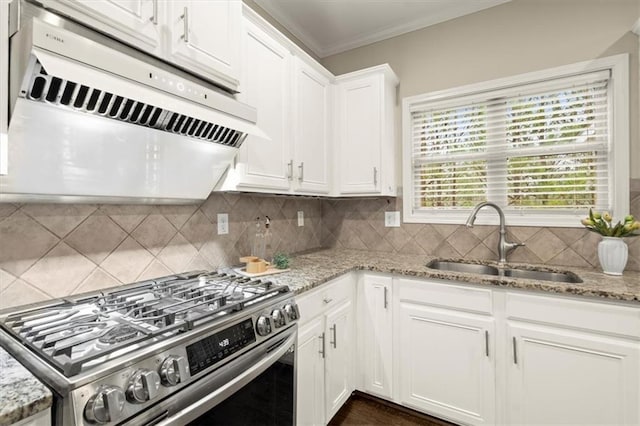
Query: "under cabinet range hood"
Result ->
[[1, 1, 266, 204]]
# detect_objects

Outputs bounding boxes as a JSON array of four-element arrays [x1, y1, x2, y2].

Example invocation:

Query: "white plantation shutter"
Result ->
[[408, 70, 611, 216]]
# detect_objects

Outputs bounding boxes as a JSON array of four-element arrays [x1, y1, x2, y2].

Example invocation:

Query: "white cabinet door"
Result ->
[[168, 0, 240, 90], [292, 58, 331, 194], [324, 299, 355, 421], [336, 75, 381, 194], [361, 275, 393, 399], [231, 20, 291, 192], [398, 302, 496, 425], [297, 317, 326, 426], [507, 322, 640, 426], [42, 0, 161, 53]]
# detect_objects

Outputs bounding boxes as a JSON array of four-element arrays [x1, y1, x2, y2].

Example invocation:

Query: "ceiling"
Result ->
[[254, 0, 512, 58]]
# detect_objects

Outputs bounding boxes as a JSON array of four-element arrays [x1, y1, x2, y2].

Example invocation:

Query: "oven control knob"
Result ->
[[84, 385, 125, 424], [126, 368, 161, 403], [284, 303, 299, 321], [271, 309, 286, 328], [160, 355, 189, 386], [256, 315, 272, 336]]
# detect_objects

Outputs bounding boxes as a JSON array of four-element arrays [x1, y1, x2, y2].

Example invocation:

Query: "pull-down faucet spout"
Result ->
[[465, 202, 525, 264]]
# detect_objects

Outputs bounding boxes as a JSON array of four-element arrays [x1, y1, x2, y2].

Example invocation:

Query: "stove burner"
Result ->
[[99, 325, 142, 345]]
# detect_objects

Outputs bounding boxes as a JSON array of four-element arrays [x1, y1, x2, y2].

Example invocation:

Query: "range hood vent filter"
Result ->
[[23, 60, 247, 148]]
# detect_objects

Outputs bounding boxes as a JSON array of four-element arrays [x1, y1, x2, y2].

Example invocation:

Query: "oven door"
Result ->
[[130, 325, 296, 426]]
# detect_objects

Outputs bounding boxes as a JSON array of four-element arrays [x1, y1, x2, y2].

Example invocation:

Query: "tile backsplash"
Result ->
[[1, 183, 638, 310], [0, 193, 322, 309], [321, 182, 640, 274]]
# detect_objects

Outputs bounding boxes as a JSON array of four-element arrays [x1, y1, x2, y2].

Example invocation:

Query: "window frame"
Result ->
[[402, 54, 629, 227]]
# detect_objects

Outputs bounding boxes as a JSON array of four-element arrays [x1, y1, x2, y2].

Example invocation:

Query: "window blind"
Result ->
[[410, 70, 610, 213]]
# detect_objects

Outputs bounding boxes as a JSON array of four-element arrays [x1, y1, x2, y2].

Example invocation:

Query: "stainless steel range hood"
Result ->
[[1, 1, 266, 204]]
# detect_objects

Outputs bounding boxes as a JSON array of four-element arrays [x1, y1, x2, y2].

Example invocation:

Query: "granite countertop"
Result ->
[[268, 248, 640, 303], [0, 346, 52, 426]]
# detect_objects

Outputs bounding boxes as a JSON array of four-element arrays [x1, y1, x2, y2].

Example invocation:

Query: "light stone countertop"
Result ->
[[0, 346, 52, 426], [268, 248, 640, 303], [1, 248, 638, 425]]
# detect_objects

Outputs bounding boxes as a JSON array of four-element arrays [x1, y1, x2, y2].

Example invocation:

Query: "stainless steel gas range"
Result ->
[[0, 270, 299, 426]]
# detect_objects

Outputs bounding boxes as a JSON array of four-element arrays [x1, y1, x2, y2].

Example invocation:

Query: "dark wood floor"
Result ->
[[328, 393, 458, 426]]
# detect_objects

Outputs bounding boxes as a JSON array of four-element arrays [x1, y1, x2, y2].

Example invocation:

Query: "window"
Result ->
[[402, 55, 629, 227]]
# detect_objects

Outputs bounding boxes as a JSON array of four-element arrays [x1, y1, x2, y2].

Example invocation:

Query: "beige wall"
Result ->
[[321, 0, 640, 179]]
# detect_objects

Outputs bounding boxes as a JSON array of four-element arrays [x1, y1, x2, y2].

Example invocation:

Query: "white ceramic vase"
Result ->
[[597, 237, 628, 276]]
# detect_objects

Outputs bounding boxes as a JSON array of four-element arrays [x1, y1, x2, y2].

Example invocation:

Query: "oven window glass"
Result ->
[[188, 346, 295, 426]]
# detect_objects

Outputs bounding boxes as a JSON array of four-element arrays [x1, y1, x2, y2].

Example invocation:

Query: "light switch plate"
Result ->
[[297, 211, 304, 227], [385, 211, 401, 227], [217, 213, 229, 235]]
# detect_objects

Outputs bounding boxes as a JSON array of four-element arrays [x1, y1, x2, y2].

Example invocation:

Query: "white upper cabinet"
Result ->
[[292, 58, 331, 194], [42, 0, 162, 54], [335, 65, 398, 196], [218, 8, 332, 196], [225, 18, 292, 191], [41, 0, 241, 91], [167, 0, 241, 90]]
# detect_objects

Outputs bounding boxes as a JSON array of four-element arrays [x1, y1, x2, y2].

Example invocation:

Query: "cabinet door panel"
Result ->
[[325, 299, 354, 421], [293, 60, 330, 194], [337, 76, 381, 194], [169, 0, 240, 89], [234, 21, 291, 191], [507, 323, 640, 425], [297, 318, 325, 426], [399, 302, 495, 425], [43, 0, 160, 52], [361, 276, 392, 398]]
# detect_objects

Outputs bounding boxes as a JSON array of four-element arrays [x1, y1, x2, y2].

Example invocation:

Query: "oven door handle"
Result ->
[[155, 330, 296, 426]]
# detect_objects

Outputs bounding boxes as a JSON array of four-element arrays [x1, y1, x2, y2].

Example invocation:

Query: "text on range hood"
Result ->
[[1, 2, 267, 204]]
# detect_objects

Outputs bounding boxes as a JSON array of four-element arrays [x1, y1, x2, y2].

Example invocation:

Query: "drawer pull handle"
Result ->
[[383, 287, 388, 309], [181, 7, 189, 43], [513, 336, 518, 364], [330, 324, 337, 349], [322, 297, 333, 304], [319, 332, 325, 358], [485, 330, 489, 357]]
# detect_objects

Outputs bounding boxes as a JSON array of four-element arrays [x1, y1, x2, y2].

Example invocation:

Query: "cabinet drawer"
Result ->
[[397, 277, 493, 315], [297, 274, 355, 324], [506, 292, 640, 338]]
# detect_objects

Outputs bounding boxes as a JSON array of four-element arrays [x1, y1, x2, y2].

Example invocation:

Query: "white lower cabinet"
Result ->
[[296, 275, 355, 426], [397, 278, 496, 425], [505, 292, 640, 425], [359, 274, 393, 399], [297, 273, 640, 426]]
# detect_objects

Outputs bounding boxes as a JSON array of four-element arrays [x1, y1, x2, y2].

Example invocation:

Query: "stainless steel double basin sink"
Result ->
[[426, 259, 583, 284]]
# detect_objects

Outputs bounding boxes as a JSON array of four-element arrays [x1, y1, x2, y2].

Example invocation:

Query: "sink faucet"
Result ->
[[465, 202, 525, 264]]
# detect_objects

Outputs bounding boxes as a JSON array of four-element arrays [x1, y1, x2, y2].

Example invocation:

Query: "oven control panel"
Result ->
[[186, 318, 256, 376]]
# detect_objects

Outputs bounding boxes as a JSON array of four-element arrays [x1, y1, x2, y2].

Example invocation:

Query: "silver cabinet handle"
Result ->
[[319, 332, 325, 358], [383, 287, 388, 309], [150, 0, 158, 25], [287, 160, 293, 181], [485, 330, 489, 357], [298, 162, 304, 182], [181, 7, 189, 43], [330, 324, 337, 349], [322, 297, 332, 304], [373, 167, 378, 186], [513, 336, 517, 364]]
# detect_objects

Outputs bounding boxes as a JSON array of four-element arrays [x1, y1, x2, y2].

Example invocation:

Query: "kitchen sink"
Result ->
[[501, 268, 582, 283], [426, 259, 583, 284], [426, 260, 500, 276]]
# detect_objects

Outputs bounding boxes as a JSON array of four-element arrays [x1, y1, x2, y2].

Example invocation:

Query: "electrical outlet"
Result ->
[[385, 211, 401, 227], [297, 211, 304, 227], [217, 213, 229, 235]]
